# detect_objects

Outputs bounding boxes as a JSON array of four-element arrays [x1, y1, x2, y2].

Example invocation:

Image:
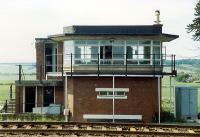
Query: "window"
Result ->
[[138, 40, 151, 64], [153, 46, 161, 65], [139, 40, 151, 45], [113, 46, 124, 64], [45, 43, 57, 72], [100, 46, 112, 64], [153, 41, 161, 45], [95, 88, 129, 99]]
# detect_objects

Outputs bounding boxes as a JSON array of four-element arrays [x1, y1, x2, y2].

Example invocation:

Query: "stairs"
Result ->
[[7, 99, 16, 113], [0, 99, 15, 113]]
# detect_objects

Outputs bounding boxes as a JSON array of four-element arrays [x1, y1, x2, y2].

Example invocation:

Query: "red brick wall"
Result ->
[[67, 77, 160, 122], [35, 41, 45, 80], [15, 86, 23, 113], [55, 86, 64, 105]]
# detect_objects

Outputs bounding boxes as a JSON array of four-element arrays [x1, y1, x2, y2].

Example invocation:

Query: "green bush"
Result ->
[[0, 114, 65, 121], [152, 111, 186, 123], [176, 72, 193, 82]]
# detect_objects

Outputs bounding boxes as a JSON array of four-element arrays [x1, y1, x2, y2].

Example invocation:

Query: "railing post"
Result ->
[[153, 54, 155, 76], [71, 53, 72, 76], [10, 84, 12, 100], [98, 53, 99, 76], [125, 53, 127, 76], [5, 100, 7, 113], [161, 54, 163, 74], [171, 55, 173, 73], [173, 55, 176, 71], [19, 65, 22, 83], [62, 54, 64, 77]]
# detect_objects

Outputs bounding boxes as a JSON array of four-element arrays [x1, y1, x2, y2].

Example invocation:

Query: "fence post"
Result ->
[[171, 55, 173, 73], [71, 53, 72, 76], [62, 53, 64, 77], [10, 84, 12, 100], [5, 100, 7, 113], [19, 65, 22, 83], [125, 53, 127, 76], [173, 55, 176, 72], [98, 53, 99, 76]]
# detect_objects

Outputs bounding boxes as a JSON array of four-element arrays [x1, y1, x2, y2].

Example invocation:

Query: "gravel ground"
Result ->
[[0, 134, 184, 137]]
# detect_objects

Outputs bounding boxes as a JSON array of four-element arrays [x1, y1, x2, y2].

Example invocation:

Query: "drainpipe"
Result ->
[[112, 76, 115, 123], [158, 77, 161, 124]]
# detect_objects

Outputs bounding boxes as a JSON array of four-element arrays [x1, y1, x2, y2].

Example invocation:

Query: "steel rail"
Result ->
[[0, 129, 200, 136], [0, 121, 200, 128], [0, 122, 200, 136]]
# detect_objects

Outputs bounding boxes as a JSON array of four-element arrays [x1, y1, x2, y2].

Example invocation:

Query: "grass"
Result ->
[[0, 85, 15, 103], [0, 64, 36, 103]]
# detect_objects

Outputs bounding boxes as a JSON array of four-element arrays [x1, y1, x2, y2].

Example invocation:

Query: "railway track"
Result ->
[[0, 122, 200, 136]]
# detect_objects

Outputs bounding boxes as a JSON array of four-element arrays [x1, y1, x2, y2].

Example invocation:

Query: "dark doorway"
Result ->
[[100, 46, 112, 59], [25, 87, 35, 112], [43, 87, 54, 107]]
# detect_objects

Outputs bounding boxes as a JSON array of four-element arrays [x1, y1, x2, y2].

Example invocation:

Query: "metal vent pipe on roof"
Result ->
[[154, 10, 161, 24]]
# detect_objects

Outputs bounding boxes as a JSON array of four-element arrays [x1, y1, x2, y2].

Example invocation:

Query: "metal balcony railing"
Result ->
[[16, 53, 176, 82], [62, 53, 176, 76]]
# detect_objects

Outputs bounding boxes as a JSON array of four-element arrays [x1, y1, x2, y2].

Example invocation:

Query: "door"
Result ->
[[100, 46, 112, 64], [25, 87, 35, 112], [189, 89, 198, 118], [43, 87, 54, 107]]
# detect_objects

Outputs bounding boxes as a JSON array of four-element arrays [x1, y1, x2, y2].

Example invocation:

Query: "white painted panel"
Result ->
[[83, 114, 142, 120], [95, 88, 129, 92]]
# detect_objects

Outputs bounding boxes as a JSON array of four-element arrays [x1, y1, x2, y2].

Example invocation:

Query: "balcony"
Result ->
[[16, 53, 176, 83], [61, 53, 176, 76]]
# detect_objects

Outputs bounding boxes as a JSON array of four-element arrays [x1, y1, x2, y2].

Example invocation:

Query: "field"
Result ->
[[0, 63, 36, 105]]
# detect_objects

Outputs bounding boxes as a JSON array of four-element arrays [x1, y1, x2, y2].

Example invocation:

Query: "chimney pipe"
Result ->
[[154, 10, 161, 24]]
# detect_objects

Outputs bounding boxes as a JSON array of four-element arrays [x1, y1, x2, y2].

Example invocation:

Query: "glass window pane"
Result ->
[[153, 41, 161, 45], [100, 40, 111, 46], [139, 40, 151, 45], [87, 40, 98, 45], [74, 40, 86, 45], [138, 46, 144, 59], [108, 92, 113, 95], [115, 92, 124, 95], [126, 46, 137, 59], [75, 46, 81, 58], [91, 47, 99, 59], [126, 40, 138, 45], [99, 91, 107, 95], [153, 46, 161, 59], [113, 46, 124, 59], [144, 46, 151, 59], [113, 40, 124, 45]]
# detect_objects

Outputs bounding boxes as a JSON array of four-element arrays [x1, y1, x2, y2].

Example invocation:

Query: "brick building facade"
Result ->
[[15, 24, 178, 123]]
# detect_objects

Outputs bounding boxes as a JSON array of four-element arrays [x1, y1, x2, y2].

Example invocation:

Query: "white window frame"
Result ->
[[95, 88, 129, 99]]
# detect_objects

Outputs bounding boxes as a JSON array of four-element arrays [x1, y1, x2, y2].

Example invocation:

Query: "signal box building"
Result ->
[[15, 24, 178, 122]]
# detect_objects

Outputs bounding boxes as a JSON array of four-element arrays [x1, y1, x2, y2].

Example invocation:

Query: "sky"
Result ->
[[0, 0, 199, 62]]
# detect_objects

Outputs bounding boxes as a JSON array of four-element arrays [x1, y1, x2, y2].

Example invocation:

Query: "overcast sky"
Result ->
[[0, 0, 199, 62]]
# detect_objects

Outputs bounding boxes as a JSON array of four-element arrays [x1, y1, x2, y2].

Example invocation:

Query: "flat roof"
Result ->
[[48, 25, 179, 42]]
